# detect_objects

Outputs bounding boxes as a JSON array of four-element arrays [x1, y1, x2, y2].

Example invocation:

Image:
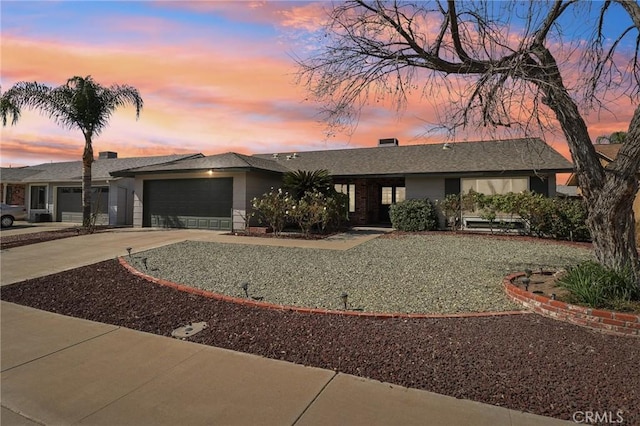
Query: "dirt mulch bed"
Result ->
[[0, 227, 111, 250], [1, 259, 638, 423]]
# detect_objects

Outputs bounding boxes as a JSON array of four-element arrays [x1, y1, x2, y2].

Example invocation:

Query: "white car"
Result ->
[[0, 203, 27, 228]]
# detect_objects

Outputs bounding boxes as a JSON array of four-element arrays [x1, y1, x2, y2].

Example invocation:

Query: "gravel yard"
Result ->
[[2, 255, 638, 423], [127, 233, 594, 314]]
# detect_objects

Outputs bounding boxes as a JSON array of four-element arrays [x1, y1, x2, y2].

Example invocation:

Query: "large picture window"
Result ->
[[335, 183, 356, 212], [30, 185, 46, 209], [461, 178, 528, 195]]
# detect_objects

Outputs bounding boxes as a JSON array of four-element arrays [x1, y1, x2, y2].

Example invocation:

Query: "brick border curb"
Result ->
[[118, 257, 530, 319], [504, 273, 640, 337]]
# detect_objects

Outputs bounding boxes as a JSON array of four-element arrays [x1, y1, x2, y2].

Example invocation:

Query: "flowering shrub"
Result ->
[[251, 188, 290, 235], [288, 191, 328, 237], [251, 187, 348, 237]]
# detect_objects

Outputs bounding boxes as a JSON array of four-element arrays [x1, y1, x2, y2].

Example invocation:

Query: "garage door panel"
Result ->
[[56, 187, 108, 223], [143, 179, 233, 229]]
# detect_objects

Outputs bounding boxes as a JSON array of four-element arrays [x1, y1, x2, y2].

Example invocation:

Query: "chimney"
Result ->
[[378, 138, 399, 147], [98, 151, 118, 159]]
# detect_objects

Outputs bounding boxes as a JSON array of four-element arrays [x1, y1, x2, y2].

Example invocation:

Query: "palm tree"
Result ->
[[1, 76, 143, 227]]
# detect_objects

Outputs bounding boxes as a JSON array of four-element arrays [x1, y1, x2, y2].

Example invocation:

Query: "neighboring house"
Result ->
[[0, 152, 201, 225], [0, 167, 40, 206], [114, 137, 573, 230], [566, 143, 640, 221]]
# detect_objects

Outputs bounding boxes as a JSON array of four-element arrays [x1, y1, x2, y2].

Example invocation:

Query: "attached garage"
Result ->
[[142, 178, 233, 229], [56, 187, 109, 224]]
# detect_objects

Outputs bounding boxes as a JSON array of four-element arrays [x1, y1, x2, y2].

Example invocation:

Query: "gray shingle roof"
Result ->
[[0, 167, 41, 182], [556, 185, 579, 197], [112, 152, 290, 176], [1, 154, 202, 183], [254, 138, 573, 176]]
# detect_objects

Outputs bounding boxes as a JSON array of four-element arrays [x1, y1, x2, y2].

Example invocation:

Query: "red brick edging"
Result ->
[[504, 273, 640, 337], [118, 257, 529, 319]]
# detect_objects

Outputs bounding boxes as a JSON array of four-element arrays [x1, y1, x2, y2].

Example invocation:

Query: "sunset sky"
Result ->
[[1, 1, 636, 179]]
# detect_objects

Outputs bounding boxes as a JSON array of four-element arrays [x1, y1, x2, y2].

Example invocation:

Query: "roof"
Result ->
[[111, 152, 290, 176], [1, 154, 202, 183], [556, 185, 579, 197], [593, 144, 622, 162], [0, 167, 41, 182], [254, 138, 573, 176], [566, 143, 638, 185]]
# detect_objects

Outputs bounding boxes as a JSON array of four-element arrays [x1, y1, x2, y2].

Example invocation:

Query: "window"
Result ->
[[6, 186, 13, 204], [334, 183, 356, 212], [381, 187, 393, 204], [461, 178, 528, 195], [381, 186, 405, 204], [30, 185, 46, 209]]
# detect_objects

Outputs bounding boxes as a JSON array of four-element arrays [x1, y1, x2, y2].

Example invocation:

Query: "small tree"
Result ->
[[439, 194, 462, 230]]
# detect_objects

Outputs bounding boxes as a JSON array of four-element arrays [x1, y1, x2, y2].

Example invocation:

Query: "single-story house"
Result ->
[[112, 137, 573, 230], [566, 143, 640, 221], [0, 152, 201, 225]]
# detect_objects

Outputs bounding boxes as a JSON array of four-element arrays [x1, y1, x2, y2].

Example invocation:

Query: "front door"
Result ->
[[379, 186, 405, 223]]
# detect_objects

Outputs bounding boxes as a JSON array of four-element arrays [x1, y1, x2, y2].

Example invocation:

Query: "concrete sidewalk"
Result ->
[[1, 228, 572, 425]]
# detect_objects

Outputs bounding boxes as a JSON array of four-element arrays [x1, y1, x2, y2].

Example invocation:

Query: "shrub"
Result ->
[[439, 194, 462, 230], [550, 198, 590, 241], [389, 198, 438, 231], [322, 191, 349, 232], [557, 261, 640, 309], [460, 190, 590, 241], [251, 188, 291, 235], [288, 191, 329, 237]]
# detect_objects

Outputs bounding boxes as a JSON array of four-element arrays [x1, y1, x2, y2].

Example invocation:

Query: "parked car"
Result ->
[[0, 203, 27, 228]]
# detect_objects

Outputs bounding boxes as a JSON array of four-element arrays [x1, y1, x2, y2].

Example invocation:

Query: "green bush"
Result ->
[[550, 198, 590, 241], [461, 190, 591, 241], [557, 261, 640, 309], [389, 198, 438, 231]]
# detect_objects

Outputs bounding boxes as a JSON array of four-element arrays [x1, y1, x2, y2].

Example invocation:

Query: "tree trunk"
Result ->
[[82, 133, 94, 228], [535, 50, 640, 284], [585, 172, 639, 277]]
